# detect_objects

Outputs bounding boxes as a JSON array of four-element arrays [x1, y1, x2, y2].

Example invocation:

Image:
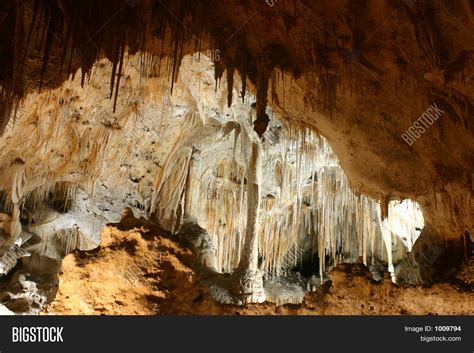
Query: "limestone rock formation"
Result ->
[[0, 0, 471, 313]]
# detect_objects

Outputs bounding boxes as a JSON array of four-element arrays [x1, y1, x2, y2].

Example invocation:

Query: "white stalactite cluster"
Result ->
[[193, 124, 424, 282], [0, 53, 425, 304]]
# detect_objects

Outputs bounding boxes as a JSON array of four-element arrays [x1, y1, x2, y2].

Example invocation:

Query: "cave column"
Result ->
[[236, 140, 266, 304]]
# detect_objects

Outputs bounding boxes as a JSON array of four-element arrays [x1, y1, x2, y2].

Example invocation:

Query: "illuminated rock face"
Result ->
[[0, 0, 472, 309], [0, 55, 425, 309]]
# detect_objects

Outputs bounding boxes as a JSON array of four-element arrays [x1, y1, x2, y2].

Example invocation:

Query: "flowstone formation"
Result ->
[[0, 54, 425, 311]]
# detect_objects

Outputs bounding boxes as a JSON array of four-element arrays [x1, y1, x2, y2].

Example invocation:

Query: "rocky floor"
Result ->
[[43, 218, 473, 315]]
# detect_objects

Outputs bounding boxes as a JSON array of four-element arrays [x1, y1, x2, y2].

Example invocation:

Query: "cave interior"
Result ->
[[0, 0, 472, 314]]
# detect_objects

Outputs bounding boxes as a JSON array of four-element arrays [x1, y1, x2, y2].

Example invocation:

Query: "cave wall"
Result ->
[[0, 52, 420, 274], [0, 0, 472, 280]]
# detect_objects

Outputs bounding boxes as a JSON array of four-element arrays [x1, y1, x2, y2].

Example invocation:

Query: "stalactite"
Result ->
[[226, 66, 235, 108], [39, 2, 60, 93], [253, 69, 270, 138], [113, 32, 126, 113], [196, 124, 423, 282], [19, 0, 39, 85], [0, 245, 28, 275], [183, 147, 197, 219], [109, 37, 120, 100], [57, 227, 79, 254]]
